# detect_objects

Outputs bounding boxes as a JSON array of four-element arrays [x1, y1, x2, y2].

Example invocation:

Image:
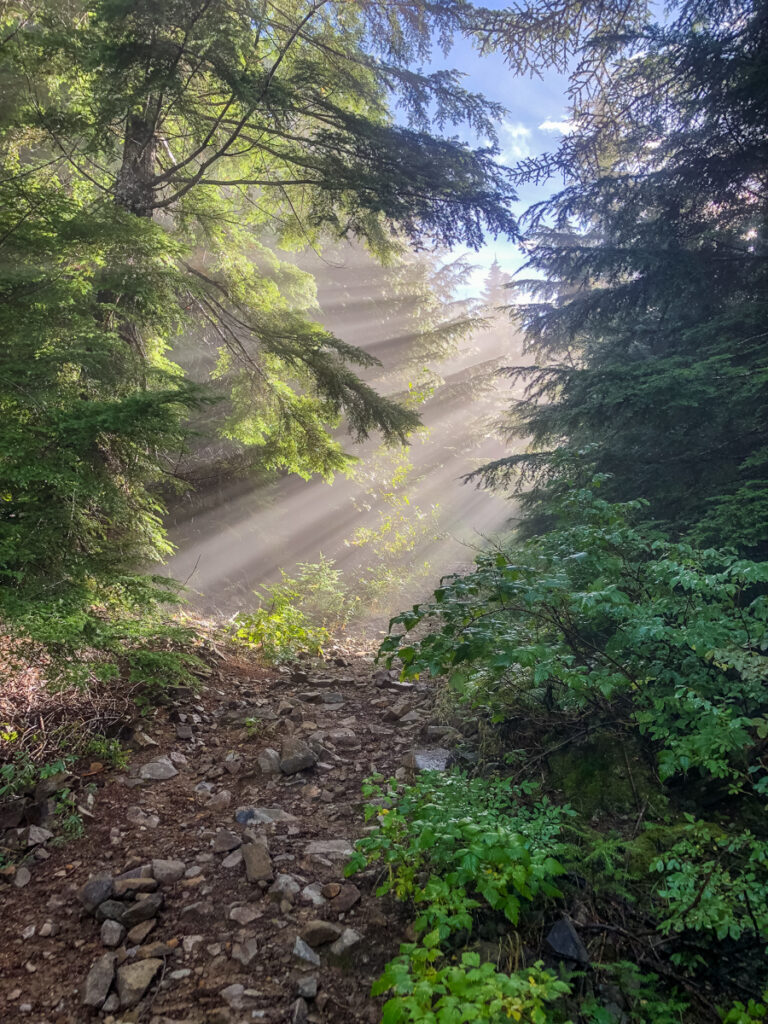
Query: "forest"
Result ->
[[0, 1, 767, 1022]]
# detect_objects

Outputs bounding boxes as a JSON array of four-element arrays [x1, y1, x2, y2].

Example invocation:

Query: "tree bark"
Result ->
[[114, 113, 158, 219]]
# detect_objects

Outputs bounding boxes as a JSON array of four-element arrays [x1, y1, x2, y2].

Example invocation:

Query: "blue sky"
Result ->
[[415, 8, 573, 295]]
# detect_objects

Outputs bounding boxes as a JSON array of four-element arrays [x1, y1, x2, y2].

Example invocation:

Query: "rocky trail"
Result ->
[[0, 643, 454, 1024]]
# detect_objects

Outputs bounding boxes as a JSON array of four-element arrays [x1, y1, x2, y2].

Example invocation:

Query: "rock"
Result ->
[[234, 805, 296, 826], [304, 839, 354, 860], [101, 919, 126, 948], [280, 735, 317, 774], [113, 876, 158, 898], [179, 901, 213, 926], [296, 975, 318, 999], [326, 728, 359, 749], [290, 997, 309, 1024], [82, 952, 116, 1009], [95, 900, 128, 924], [398, 710, 422, 725], [102, 992, 120, 1013], [220, 983, 245, 1009], [269, 873, 301, 903], [33, 772, 70, 802], [22, 824, 54, 846], [209, 789, 232, 811], [138, 757, 178, 781], [221, 849, 243, 869], [117, 862, 153, 881], [328, 927, 363, 963], [545, 918, 590, 964], [182, 934, 204, 956], [242, 838, 272, 883], [39, 920, 57, 938], [329, 883, 361, 914], [292, 937, 321, 967], [151, 858, 186, 885], [126, 806, 159, 828], [231, 938, 259, 967], [175, 723, 193, 740], [116, 957, 162, 1008], [229, 904, 260, 926], [126, 919, 156, 944], [122, 893, 163, 928], [14, 866, 31, 888], [300, 883, 327, 907], [134, 731, 159, 749], [257, 748, 281, 773], [403, 747, 452, 771], [213, 829, 241, 854], [301, 920, 343, 947]]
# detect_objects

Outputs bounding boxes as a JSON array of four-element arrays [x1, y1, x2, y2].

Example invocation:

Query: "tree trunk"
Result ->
[[114, 113, 158, 219]]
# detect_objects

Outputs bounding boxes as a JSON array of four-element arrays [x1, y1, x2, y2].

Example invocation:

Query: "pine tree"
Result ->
[[478, 0, 768, 550]]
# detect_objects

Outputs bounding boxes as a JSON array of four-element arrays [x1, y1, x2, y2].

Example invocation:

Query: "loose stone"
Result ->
[[292, 936, 321, 967], [138, 757, 178, 781], [301, 919, 343, 947], [100, 919, 126, 948], [279, 735, 317, 774], [82, 952, 116, 1009], [116, 957, 162, 1008], [242, 838, 272, 883], [151, 858, 186, 885]]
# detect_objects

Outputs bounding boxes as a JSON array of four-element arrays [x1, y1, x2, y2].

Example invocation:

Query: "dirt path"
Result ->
[[0, 643, 444, 1023]]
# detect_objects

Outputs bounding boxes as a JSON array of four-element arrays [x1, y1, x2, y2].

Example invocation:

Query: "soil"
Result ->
[[0, 640, 435, 1024]]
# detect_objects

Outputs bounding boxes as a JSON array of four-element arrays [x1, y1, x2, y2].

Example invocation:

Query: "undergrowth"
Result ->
[[354, 479, 768, 1022]]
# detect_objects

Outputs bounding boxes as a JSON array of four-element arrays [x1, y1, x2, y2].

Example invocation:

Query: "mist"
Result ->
[[161, 243, 525, 624]]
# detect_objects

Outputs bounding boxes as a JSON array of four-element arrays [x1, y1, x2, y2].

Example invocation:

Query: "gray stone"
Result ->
[[290, 997, 309, 1024], [220, 983, 245, 1009], [126, 805, 159, 828], [95, 900, 128, 924], [300, 883, 327, 907], [82, 952, 116, 1009], [179, 901, 213, 925], [268, 873, 300, 903], [138, 757, 178, 781], [221, 848, 243, 869], [301, 919, 343, 947], [292, 936, 321, 967], [231, 938, 259, 967], [213, 829, 241, 854], [296, 975, 318, 999], [121, 892, 163, 928], [545, 918, 590, 964], [175, 723, 193, 740], [209, 789, 232, 811], [22, 824, 54, 846], [14, 866, 31, 888], [403, 747, 452, 771], [328, 927, 363, 963], [116, 957, 162, 1008], [304, 839, 354, 860], [279, 736, 317, 775], [242, 839, 272, 883], [102, 993, 120, 1013], [151, 858, 186, 884], [398, 710, 422, 724], [235, 805, 296, 826], [229, 904, 260, 926], [257, 748, 281, 773], [100, 919, 126, 948]]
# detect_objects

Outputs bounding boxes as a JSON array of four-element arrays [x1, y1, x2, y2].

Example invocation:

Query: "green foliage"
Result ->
[[348, 771, 569, 939], [0, 753, 73, 800], [373, 947, 570, 1024], [233, 556, 355, 662], [479, 0, 768, 552], [381, 481, 768, 795], [582, 963, 688, 1023], [83, 736, 130, 770], [54, 787, 85, 840], [720, 996, 768, 1023], [651, 820, 768, 947]]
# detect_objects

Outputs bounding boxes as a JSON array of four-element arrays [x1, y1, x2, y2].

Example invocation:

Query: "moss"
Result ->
[[547, 733, 662, 818]]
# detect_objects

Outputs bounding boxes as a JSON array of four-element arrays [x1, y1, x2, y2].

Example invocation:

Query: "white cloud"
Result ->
[[538, 117, 574, 135], [495, 119, 532, 165]]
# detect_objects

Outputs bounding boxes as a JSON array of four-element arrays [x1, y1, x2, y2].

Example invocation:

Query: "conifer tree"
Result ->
[[478, 0, 768, 550]]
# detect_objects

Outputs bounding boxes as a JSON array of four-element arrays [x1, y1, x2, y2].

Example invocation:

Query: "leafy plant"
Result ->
[[381, 482, 768, 795], [374, 945, 570, 1024], [233, 557, 354, 663], [348, 771, 570, 940]]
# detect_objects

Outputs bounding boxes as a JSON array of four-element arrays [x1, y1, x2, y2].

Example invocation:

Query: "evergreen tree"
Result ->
[[478, 0, 768, 550], [0, 0, 526, 627]]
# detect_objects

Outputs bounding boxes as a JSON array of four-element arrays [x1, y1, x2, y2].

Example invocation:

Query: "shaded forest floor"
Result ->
[[0, 638, 438, 1023]]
